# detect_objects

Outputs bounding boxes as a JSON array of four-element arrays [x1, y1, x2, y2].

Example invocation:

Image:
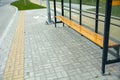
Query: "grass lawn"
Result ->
[[11, 0, 46, 10]]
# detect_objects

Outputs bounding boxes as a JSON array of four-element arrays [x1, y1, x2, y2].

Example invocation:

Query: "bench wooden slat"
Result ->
[[56, 16, 118, 48], [112, 0, 120, 6]]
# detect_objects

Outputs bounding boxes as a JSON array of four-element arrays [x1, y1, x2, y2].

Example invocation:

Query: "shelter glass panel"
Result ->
[[64, 0, 69, 18], [81, 0, 96, 31], [70, 0, 80, 23], [56, 0, 62, 16], [97, 1, 106, 36], [109, 4, 120, 43]]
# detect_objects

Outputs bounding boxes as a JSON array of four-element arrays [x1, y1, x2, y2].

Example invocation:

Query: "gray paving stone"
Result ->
[[25, 71, 35, 79], [46, 73, 57, 80], [25, 77, 35, 80], [35, 76, 41, 80], [54, 66, 64, 72], [57, 77, 70, 80], [56, 71, 68, 78]]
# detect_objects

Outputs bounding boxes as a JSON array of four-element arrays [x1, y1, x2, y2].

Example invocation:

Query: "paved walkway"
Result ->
[[24, 9, 120, 80], [0, 1, 120, 80], [0, 8, 120, 80]]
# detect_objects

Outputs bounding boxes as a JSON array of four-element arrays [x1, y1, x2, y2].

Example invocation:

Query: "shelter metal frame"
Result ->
[[53, 0, 120, 74]]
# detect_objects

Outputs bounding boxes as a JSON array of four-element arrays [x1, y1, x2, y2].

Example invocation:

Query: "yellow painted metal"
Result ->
[[112, 0, 120, 6]]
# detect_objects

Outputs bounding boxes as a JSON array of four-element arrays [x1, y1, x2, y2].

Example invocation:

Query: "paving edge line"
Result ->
[[0, 5, 18, 47], [2, 11, 25, 80]]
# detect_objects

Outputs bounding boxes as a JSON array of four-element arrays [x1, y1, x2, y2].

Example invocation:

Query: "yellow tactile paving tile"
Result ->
[[3, 11, 25, 80]]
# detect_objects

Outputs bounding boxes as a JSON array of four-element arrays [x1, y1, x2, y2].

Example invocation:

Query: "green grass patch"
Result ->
[[11, 0, 46, 10]]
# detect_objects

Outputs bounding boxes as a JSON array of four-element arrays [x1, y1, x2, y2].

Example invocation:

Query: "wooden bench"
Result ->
[[112, 0, 120, 6], [56, 16, 118, 48]]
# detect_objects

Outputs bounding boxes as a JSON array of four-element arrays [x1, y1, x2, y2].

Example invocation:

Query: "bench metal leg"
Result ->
[[113, 46, 120, 59], [63, 23, 64, 27], [53, 0, 56, 27], [55, 21, 56, 27], [102, 46, 120, 74]]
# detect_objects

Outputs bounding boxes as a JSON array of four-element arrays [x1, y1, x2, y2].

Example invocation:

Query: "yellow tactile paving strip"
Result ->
[[3, 11, 25, 80]]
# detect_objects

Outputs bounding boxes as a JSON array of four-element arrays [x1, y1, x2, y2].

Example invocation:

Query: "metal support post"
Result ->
[[54, 0, 56, 27], [95, 0, 99, 33], [69, 0, 71, 20], [61, 0, 64, 26], [79, 0, 82, 25], [102, 0, 112, 74], [61, 0, 64, 16], [46, 0, 52, 24]]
